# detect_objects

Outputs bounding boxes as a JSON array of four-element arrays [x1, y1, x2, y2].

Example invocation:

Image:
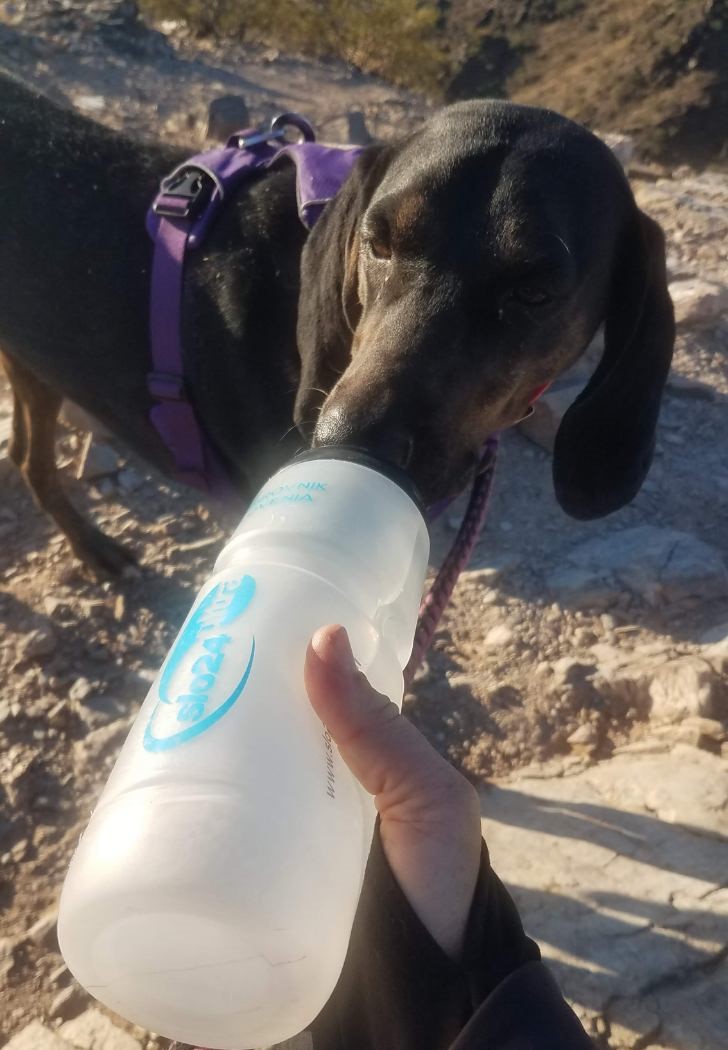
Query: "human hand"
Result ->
[[304, 625, 482, 961]]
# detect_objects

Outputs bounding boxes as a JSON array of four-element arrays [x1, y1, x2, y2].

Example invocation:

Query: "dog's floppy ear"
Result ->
[[552, 207, 674, 519], [294, 144, 393, 436]]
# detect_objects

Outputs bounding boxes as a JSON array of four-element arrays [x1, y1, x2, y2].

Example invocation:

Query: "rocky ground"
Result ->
[[1, 5, 728, 1050]]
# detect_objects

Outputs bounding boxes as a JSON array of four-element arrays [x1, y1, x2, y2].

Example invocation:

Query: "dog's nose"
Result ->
[[313, 407, 415, 470]]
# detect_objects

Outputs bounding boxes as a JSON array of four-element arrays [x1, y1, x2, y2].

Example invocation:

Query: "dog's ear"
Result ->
[[552, 207, 674, 519], [295, 145, 393, 436]]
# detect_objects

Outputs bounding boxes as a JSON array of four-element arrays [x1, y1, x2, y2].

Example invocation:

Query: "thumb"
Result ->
[[305, 625, 459, 817]]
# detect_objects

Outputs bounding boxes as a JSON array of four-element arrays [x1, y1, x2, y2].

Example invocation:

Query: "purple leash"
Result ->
[[404, 434, 499, 687]]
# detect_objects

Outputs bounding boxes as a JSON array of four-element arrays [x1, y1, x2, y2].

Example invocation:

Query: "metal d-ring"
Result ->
[[270, 112, 317, 143]]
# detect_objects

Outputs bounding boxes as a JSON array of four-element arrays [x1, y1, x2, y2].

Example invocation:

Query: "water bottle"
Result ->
[[57, 447, 430, 1050]]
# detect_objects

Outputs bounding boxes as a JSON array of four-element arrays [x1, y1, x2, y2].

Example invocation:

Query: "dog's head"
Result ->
[[295, 101, 674, 516]]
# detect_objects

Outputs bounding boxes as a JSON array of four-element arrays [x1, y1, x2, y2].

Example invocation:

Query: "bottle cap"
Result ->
[[292, 445, 426, 517]]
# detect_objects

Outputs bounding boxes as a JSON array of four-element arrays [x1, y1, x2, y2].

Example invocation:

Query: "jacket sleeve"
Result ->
[[309, 817, 592, 1050]]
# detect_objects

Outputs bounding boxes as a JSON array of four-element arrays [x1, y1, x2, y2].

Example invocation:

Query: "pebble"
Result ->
[[68, 677, 94, 703], [19, 626, 58, 662], [26, 908, 59, 950], [572, 626, 598, 647], [48, 982, 86, 1022], [567, 722, 599, 747], [76, 437, 119, 480], [484, 624, 514, 647]]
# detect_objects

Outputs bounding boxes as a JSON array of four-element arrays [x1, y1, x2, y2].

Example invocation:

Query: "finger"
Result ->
[[305, 625, 464, 815]]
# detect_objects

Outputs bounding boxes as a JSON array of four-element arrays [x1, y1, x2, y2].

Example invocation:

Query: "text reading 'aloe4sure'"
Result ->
[[143, 575, 257, 752]]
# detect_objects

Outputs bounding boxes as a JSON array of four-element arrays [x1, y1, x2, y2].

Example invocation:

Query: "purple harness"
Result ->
[[146, 114, 363, 499]]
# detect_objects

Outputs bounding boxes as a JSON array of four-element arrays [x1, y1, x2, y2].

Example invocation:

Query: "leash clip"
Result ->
[[233, 112, 317, 150]]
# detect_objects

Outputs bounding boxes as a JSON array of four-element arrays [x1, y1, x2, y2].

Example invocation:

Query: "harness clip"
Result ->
[[153, 165, 216, 220]]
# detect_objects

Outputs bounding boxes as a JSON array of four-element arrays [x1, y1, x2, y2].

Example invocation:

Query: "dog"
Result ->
[[0, 72, 674, 578]]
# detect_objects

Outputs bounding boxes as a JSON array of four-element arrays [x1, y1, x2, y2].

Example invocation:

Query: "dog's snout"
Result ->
[[313, 406, 415, 470]]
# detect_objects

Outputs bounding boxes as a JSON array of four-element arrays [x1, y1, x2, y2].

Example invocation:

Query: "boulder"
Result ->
[[547, 526, 728, 608], [648, 656, 726, 722], [481, 746, 728, 1047]]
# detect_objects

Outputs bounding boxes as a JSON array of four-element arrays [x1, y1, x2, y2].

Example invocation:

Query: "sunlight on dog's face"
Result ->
[[314, 130, 623, 504]]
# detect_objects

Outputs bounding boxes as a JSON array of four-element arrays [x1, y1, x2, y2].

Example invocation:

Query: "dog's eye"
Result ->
[[513, 285, 552, 306], [368, 236, 392, 261]]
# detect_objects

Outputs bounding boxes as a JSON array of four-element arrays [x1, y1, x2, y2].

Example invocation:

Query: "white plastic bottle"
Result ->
[[58, 447, 430, 1050]]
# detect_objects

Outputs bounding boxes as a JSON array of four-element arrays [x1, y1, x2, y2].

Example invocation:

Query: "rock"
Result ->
[[519, 382, 582, 451], [117, 467, 144, 493], [346, 109, 374, 145], [68, 677, 94, 703], [668, 277, 728, 327], [3, 1020, 74, 1050], [27, 908, 59, 950], [482, 747, 728, 1048], [60, 400, 112, 439], [48, 958, 69, 986], [700, 622, 728, 674], [5, 749, 39, 808], [73, 95, 106, 113], [666, 716, 727, 751], [572, 626, 598, 648], [606, 996, 661, 1049], [259, 1037, 313, 1050], [76, 437, 119, 480], [206, 95, 249, 142], [49, 983, 87, 1022], [649, 656, 725, 722], [463, 551, 522, 581], [598, 131, 635, 168], [0, 935, 17, 984], [59, 1007, 142, 1050], [73, 719, 129, 776], [667, 373, 717, 400], [547, 526, 728, 609], [20, 625, 58, 661], [484, 623, 514, 647], [567, 722, 598, 747], [551, 657, 597, 688]]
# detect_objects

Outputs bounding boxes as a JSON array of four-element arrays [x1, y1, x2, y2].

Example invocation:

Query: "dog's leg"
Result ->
[[1, 351, 137, 579]]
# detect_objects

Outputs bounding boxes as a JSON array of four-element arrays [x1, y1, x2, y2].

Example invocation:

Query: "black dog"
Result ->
[[0, 73, 674, 577]]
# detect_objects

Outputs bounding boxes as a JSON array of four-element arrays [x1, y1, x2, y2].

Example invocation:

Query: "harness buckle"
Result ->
[[153, 165, 216, 220]]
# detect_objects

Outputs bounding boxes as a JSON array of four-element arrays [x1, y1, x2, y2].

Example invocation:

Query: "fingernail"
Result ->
[[330, 627, 356, 675]]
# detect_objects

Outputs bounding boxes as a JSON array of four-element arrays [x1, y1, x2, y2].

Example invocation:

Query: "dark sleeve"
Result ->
[[309, 817, 591, 1050], [449, 962, 595, 1050]]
